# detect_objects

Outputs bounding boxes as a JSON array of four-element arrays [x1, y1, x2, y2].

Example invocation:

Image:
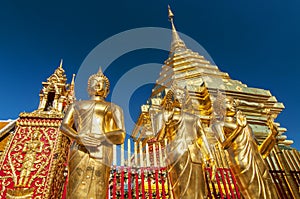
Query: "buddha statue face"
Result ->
[[173, 88, 186, 108], [225, 97, 236, 117], [166, 86, 192, 111], [87, 69, 110, 98], [213, 93, 237, 118], [88, 77, 108, 97]]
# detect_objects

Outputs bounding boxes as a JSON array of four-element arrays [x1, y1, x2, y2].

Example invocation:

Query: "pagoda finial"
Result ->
[[98, 67, 103, 74], [168, 5, 174, 21], [71, 74, 76, 86], [68, 73, 76, 103], [168, 5, 186, 52], [59, 59, 63, 69]]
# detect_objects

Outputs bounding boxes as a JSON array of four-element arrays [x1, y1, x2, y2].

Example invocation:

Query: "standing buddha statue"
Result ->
[[211, 93, 278, 199], [60, 68, 126, 199], [153, 86, 215, 199]]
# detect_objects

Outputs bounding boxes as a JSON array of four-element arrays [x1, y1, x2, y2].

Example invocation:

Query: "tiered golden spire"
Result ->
[[168, 5, 186, 52], [28, 60, 72, 116], [71, 74, 76, 87]]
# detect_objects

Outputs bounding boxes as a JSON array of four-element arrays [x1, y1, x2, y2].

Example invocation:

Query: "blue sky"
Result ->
[[0, 1, 299, 149]]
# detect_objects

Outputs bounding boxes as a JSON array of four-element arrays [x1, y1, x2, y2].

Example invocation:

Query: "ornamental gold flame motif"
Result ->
[[0, 127, 61, 199]]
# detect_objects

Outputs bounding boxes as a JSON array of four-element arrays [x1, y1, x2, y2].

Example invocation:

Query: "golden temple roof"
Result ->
[[0, 120, 16, 157], [0, 121, 9, 130]]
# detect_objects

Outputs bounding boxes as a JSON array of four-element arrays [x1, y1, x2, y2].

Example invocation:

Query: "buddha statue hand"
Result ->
[[76, 134, 104, 147], [163, 109, 174, 123], [267, 116, 279, 137], [236, 110, 247, 127]]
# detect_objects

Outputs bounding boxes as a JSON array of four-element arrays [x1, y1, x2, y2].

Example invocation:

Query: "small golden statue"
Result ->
[[60, 68, 126, 199], [154, 86, 215, 199], [211, 93, 278, 199], [18, 130, 43, 187]]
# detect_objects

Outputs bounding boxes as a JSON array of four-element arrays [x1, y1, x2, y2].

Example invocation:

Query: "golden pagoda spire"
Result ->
[[71, 74, 76, 87], [69, 73, 76, 93], [59, 59, 63, 69], [168, 5, 186, 52], [67, 73, 76, 104]]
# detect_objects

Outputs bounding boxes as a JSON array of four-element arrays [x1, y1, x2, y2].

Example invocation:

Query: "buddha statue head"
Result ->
[[87, 68, 110, 98]]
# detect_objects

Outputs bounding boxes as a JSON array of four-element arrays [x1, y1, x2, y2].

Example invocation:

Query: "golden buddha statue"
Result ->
[[154, 86, 215, 199], [211, 93, 278, 199], [60, 68, 126, 199]]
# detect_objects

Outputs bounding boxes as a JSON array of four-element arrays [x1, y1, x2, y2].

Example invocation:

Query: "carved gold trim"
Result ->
[[17, 118, 62, 127], [19, 112, 63, 119], [43, 130, 70, 199], [6, 188, 34, 199]]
